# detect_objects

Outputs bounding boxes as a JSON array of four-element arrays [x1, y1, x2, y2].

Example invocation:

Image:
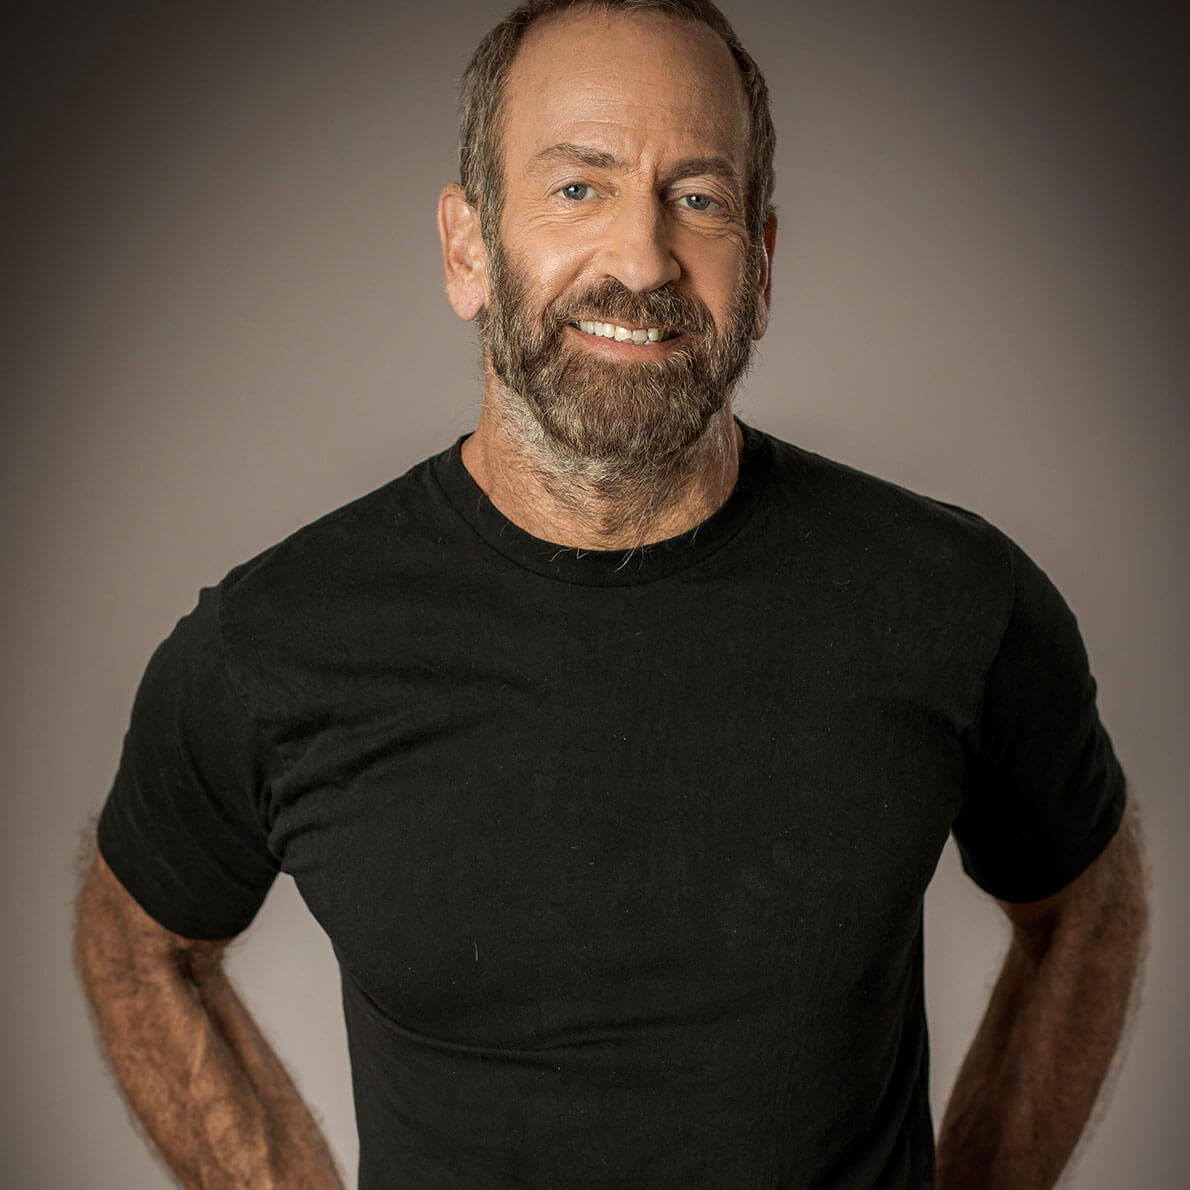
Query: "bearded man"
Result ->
[[76, 2, 1147, 1188]]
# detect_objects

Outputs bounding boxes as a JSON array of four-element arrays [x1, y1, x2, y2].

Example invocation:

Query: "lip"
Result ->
[[562, 322, 687, 361]]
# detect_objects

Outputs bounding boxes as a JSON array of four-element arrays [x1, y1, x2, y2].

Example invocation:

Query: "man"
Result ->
[[75, 2, 1147, 1187]]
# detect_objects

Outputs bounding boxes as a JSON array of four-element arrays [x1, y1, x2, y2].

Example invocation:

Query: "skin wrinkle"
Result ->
[[530, 143, 744, 201], [72, 7, 1150, 1187], [451, 7, 771, 549], [483, 245, 756, 538]]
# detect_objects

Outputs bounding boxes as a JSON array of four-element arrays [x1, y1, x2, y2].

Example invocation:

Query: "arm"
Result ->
[[75, 844, 345, 1190], [935, 805, 1149, 1190]]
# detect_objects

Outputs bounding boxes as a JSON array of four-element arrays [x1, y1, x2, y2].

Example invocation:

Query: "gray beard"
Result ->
[[481, 237, 758, 499]]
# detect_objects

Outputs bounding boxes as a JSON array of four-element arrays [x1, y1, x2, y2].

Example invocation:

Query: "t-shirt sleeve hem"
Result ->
[[959, 778, 1128, 904], [96, 802, 267, 942]]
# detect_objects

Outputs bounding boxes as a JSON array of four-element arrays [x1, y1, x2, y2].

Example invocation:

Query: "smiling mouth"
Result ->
[[570, 319, 681, 344]]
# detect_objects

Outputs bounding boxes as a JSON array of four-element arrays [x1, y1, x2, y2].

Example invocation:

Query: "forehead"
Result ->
[[501, 8, 749, 171]]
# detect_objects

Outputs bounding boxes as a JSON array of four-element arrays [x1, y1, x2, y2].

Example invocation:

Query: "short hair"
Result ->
[[458, 0, 775, 249]]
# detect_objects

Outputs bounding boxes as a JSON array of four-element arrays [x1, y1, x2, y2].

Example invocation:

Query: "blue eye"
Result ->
[[682, 194, 714, 211], [559, 183, 591, 201]]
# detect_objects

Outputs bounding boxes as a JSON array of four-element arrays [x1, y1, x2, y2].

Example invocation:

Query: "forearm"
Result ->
[[76, 858, 344, 1189], [936, 936, 1107, 1188], [936, 815, 1148, 1189]]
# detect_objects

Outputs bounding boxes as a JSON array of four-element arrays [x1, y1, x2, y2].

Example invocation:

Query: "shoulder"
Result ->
[[190, 441, 464, 691], [217, 441, 459, 618], [755, 427, 1016, 598]]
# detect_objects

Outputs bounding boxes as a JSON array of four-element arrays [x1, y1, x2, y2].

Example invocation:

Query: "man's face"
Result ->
[[480, 8, 768, 474]]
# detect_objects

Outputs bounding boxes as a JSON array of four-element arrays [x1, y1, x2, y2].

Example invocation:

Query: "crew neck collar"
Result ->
[[431, 421, 772, 587]]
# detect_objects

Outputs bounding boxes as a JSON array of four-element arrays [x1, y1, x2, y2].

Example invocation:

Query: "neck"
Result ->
[[460, 384, 743, 551]]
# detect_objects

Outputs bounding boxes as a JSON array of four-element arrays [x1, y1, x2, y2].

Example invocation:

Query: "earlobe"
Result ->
[[438, 183, 489, 322], [751, 211, 777, 342]]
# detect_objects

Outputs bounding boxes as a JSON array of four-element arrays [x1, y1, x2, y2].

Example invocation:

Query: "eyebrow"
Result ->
[[530, 142, 742, 190], [532, 142, 620, 171]]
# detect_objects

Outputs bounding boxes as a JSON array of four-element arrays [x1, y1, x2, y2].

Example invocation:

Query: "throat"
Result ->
[[464, 398, 742, 551]]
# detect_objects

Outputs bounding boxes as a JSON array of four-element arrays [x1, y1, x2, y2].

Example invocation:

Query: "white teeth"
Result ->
[[575, 319, 668, 343]]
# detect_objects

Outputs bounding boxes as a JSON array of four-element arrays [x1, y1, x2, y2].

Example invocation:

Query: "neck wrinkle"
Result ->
[[462, 391, 742, 552]]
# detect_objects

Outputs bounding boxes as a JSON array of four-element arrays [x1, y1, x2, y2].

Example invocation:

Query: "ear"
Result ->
[[438, 183, 489, 321], [751, 212, 777, 341]]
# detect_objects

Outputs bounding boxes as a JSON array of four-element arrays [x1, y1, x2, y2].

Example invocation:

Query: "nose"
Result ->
[[599, 192, 681, 294]]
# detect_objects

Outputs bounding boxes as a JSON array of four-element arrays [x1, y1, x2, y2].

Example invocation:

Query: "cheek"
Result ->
[[502, 218, 595, 299], [673, 230, 752, 319], [699, 262, 752, 331]]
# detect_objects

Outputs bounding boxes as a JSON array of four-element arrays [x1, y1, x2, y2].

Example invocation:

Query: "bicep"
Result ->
[[98, 586, 280, 940]]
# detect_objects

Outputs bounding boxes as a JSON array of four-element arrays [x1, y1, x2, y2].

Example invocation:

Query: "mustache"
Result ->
[[547, 279, 715, 336]]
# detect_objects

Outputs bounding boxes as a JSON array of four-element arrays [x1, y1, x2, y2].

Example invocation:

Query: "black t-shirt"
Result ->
[[99, 425, 1125, 1188]]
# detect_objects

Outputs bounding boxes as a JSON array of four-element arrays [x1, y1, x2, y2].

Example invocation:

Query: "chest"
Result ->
[[258, 571, 980, 1040]]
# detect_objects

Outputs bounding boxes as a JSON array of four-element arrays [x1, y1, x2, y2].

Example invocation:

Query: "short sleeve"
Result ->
[[97, 584, 280, 939], [954, 537, 1127, 902]]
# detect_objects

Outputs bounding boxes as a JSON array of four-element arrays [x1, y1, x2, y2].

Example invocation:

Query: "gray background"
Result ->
[[4, 1, 1185, 1185]]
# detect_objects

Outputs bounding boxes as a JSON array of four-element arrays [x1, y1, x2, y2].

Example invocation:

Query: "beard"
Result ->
[[481, 235, 758, 484]]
